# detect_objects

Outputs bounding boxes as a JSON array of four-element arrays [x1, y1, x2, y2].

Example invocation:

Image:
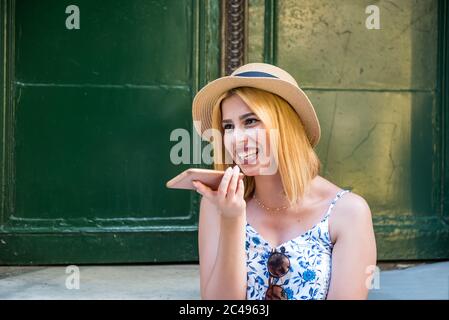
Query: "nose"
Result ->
[[234, 127, 259, 152], [229, 129, 245, 156], [233, 128, 247, 145]]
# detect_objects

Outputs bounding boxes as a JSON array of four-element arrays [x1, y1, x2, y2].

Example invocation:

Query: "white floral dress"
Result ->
[[245, 189, 351, 300]]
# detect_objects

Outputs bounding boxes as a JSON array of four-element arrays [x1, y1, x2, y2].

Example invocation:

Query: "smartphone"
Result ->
[[166, 168, 244, 191]]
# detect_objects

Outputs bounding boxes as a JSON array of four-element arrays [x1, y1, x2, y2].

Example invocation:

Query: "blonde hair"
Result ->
[[211, 87, 321, 205]]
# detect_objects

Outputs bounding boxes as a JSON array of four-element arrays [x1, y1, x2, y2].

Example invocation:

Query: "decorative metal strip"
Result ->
[[222, 0, 247, 75]]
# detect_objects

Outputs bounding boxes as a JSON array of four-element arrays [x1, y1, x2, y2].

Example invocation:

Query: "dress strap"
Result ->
[[323, 189, 351, 220]]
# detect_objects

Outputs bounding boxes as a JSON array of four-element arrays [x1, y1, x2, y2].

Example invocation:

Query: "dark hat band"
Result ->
[[234, 71, 279, 78]]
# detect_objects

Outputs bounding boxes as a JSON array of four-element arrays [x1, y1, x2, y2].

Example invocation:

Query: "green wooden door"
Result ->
[[0, 0, 220, 264], [247, 0, 449, 260], [1, 0, 448, 265]]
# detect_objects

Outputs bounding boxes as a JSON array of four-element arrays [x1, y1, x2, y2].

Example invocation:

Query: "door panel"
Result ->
[[0, 0, 220, 264]]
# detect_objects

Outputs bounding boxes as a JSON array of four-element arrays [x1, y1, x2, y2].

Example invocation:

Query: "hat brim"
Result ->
[[192, 76, 321, 147]]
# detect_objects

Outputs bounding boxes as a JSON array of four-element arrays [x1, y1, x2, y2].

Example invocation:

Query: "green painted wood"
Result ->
[[0, 230, 198, 264], [248, 0, 449, 260], [263, 0, 276, 65], [438, 0, 449, 227], [0, 0, 220, 265]]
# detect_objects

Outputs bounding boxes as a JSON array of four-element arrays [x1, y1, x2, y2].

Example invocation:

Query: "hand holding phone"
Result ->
[[166, 166, 246, 219]]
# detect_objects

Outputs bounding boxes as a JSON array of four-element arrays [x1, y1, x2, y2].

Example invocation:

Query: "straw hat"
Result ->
[[192, 62, 321, 147]]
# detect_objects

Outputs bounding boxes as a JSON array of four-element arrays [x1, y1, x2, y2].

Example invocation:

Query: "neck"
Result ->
[[253, 172, 290, 208], [253, 172, 317, 210]]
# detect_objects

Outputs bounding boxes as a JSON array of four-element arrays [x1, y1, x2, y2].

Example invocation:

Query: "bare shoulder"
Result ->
[[315, 176, 373, 242], [317, 176, 371, 217], [330, 190, 373, 242], [336, 191, 371, 218]]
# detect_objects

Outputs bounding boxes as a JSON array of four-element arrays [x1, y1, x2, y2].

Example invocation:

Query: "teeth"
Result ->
[[237, 150, 258, 161]]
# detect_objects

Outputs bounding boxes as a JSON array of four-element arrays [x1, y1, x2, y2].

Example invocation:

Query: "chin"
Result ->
[[233, 160, 263, 176], [239, 166, 260, 176]]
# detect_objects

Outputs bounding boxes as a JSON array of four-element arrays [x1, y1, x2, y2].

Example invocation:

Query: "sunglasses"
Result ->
[[264, 247, 291, 300]]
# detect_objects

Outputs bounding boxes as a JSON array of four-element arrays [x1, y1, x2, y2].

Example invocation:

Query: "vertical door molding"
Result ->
[[437, 0, 449, 221], [221, 0, 248, 75]]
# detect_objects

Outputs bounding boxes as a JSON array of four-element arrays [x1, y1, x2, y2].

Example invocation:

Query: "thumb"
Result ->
[[192, 180, 214, 199]]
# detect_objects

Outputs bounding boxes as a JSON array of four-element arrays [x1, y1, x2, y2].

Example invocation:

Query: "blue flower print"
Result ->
[[284, 287, 294, 300], [303, 269, 316, 282], [252, 236, 261, 245], [255, 276, 265, 286], [262, 251, 271, 260]]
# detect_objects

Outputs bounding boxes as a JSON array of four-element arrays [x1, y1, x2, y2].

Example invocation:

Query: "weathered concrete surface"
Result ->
[[0, 261, 448, 300]]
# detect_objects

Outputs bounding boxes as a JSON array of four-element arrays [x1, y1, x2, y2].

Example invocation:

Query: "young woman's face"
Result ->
[[221, 94, 272, 176]]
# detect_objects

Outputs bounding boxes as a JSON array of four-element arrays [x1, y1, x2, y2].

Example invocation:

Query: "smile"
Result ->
[[236, 149, 259, 163]]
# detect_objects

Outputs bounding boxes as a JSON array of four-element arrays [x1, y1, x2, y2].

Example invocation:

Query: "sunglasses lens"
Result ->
[[267, 252, 290, 278], [265, 284, 288, 300]]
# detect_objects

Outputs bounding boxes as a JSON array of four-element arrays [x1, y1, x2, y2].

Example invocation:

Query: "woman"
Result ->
[[191, 63, 377, 300]]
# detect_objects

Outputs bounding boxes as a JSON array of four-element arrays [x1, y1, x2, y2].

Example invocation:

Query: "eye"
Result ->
[[223, 123, 234, 131], [244, 118, 259, 126]]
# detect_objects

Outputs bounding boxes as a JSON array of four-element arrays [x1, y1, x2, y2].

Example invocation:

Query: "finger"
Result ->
[[226, 166, 240, 198], [193, 180, 215, 200], [217, 167, 233, 198], [236, 178, 245, 199]]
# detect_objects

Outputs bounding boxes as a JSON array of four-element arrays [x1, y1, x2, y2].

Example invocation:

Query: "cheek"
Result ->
[[252, 128, 271, 153], [265, 132, 271, 154], [223, 133, 233, 154]]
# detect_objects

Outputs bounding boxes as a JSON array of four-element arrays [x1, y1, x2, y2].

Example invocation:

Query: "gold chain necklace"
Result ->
[[252, 193, 290, 213]]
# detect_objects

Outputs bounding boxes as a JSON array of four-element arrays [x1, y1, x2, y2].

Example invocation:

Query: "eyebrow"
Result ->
[[222, 112, 256, 124]]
